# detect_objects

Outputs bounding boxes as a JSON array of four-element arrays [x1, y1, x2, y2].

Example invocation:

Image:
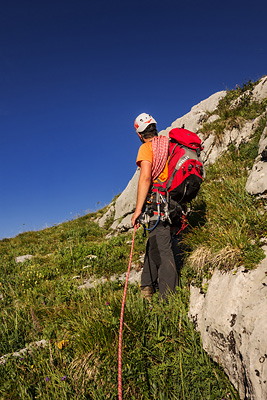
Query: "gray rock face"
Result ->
[[202, 116, 263, 164], [0, 340, 48, 365], [110, 169, 140, 230], [252, 76, 267, 102], [159, 90, 227, 136], [189, 245, 267, 400], [115, 213, 133, 232], [98, 205, 115, 228], [246, 126, 267, 196]]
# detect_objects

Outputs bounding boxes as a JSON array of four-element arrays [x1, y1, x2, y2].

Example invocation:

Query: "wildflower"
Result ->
[[31, 365, 34, 369], [55, 339, 69, 349], [45, 376, 51, 382], [61, 375, 67, 381], [105, 302, 110, 306], [56, 341, 63, 349]]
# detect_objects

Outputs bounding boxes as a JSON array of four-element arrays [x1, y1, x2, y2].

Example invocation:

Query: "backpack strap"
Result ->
[[169, 143, 179, 159]]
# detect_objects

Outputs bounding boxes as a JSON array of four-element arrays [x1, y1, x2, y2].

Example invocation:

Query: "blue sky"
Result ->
[[1, 0, 266, 239]]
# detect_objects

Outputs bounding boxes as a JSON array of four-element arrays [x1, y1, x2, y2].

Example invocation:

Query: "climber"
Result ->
[[131, 113, 179, 302]]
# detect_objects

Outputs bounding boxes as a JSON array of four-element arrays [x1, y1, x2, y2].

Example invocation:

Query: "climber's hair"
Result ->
[[140, 123, 158, 139]]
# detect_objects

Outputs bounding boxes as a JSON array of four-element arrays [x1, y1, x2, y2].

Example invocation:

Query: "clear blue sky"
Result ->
[[1, 0, 266, 239]]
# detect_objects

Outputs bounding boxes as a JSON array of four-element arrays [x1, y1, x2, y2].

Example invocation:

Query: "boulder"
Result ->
[[189, 245, 267, 400], [115, 213, 133, 232], [15, 255, 33, 263], [246, 125, 267, 196], [252, 76, 267, 102]]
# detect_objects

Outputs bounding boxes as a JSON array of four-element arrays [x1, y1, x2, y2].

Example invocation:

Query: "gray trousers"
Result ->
[[141, 220, 179, 300]]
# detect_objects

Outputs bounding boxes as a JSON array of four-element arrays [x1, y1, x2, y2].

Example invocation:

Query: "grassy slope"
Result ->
[[1, 80, 267, 399], [0, 212, 239, 399]]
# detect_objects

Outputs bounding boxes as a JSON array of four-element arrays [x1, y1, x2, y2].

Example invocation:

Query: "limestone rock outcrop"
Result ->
[[189, 245, 267, 400], [202, 115, 265, 164], [111, 169, 140, 229], [98, 205, 115, 228], [159, 90, 226, 136], [252, 76, 267, 102], [15, 255, 33, 263], [103, 169, 140, 231], [246, 125, 267, 196]]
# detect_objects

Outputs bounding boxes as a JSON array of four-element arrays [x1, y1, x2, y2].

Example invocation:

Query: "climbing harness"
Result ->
[[139, 198, 161, 237], [118, 225, 137, 400], [139, 190, 172, 237]]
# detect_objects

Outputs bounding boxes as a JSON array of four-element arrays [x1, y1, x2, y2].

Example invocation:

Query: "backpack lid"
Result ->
[[169, 128, 203, 150]]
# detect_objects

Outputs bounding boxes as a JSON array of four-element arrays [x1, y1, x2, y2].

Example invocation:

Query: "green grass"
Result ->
[[0, 209, 239, 399], [0, 283, 238, 399]]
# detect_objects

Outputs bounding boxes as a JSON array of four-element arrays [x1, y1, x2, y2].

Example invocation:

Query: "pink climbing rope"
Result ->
[[118, 225, 137, 400], [151, 135, 169, 181]]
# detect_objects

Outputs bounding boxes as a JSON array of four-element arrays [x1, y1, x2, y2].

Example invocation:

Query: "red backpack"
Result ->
[[153, 128, 205, 204]]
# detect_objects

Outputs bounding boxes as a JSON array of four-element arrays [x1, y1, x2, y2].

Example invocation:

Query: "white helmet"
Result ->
[[134, 113, 157, 133]]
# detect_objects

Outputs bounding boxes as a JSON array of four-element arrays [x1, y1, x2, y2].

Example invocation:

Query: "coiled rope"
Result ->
[[151, 135, 169, 180], [118, 224, 137, 400]]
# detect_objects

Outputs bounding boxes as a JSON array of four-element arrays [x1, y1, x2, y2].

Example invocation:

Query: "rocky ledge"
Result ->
[[189, 245, 267, 400]]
